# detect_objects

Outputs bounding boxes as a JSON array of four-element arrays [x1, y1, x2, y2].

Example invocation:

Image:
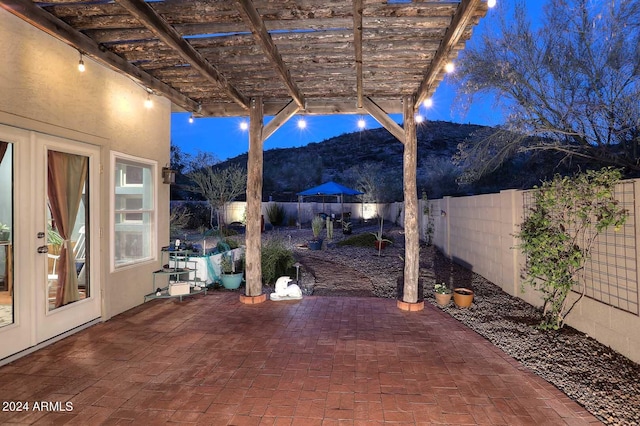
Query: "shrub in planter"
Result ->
[[261, 237, 295, 285]]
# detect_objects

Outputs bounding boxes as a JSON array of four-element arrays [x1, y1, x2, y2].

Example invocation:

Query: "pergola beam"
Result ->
[[115, 0, 251, 111], [235, 0, 305, 109], [0, 0, 199, 113], [362, 97, 405, 144], [414, 0, 485, 107], [263, 101, 300, 142]]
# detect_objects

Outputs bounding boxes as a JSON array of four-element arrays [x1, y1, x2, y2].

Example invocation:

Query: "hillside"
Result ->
[[173, 120, 599, 202], [218, 120, 486, 201]]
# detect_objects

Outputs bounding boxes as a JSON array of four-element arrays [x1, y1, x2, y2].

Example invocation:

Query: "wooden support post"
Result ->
[[244, 97, 264, 301], [398, 94, 423, 311]]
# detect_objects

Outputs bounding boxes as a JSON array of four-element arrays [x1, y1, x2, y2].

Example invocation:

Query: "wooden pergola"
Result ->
[[1, 0, 490, 309]]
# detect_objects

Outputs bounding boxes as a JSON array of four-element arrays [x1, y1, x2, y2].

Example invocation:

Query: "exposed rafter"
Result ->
[[115, 0, 250, 111], [353, 0, 364, 108], [235, 0, 305, 109], [2, 0, 487, 117], [0, 0, 199, 112], [414, 0, 486, 107]]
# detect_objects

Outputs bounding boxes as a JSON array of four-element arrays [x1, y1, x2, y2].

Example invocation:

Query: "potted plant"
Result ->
[[370, 218, 392, 253], [308, 216, 324, 250], [342, 220, 352, 235], [220, 251, 243, 289], [434, 283, 452, 306], [0, 222, 10, 241], [453, 287, 474, 308]]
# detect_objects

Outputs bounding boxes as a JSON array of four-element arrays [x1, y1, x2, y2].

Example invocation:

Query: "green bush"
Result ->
[[261, 237, 295, 284], [266, 203, 286, 226], [337, 233, 394, 247], [516, 167, 627, 330]]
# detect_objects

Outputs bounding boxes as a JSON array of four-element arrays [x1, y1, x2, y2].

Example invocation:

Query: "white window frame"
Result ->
[[110, 151, 157, 271]]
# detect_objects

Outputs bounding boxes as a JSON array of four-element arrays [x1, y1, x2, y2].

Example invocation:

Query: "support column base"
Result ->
[[240, 293, 267, 305], [397, 300, 424, 312]]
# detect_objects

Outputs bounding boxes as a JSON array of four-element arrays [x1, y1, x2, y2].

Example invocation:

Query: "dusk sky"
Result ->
[[171, 1, 545, 161]]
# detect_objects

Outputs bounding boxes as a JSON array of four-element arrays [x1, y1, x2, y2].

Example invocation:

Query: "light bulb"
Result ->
[[423, 98, 433, 108], [357, 118, 366, 129], [239, 121, 248, 131], [415, 115, 424, 123], [297, 118, 307, 129], [487, 0, 497, 8], [144, 93, 153, 108], [78, 57, 85, 73], [188, 114, 194, 124], [445, 62, 455, 73]]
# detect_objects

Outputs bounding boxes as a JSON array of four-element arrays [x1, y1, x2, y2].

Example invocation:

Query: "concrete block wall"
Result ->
[[427, 184, 640, 364]]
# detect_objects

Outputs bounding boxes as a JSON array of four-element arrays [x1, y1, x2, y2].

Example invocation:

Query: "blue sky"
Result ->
[[172, 1, 545, 161]]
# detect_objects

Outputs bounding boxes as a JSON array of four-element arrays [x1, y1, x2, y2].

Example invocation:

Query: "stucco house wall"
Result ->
[[0, 9, 170, 322]]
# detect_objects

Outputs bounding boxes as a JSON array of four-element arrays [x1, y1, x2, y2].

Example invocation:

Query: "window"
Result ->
[[112, 153, 156, 269]]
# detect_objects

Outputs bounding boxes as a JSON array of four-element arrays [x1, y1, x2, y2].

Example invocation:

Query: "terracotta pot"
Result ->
[[453, 288, 474, 308], [374, 240, 386, 250], [434, 292, 452, 306]]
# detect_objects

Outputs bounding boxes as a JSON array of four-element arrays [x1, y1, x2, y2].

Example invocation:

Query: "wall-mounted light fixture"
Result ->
[[162, 166, 176, 184]]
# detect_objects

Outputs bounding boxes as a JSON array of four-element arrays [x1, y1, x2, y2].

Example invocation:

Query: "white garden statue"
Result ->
[[270, 276, 303, 301]]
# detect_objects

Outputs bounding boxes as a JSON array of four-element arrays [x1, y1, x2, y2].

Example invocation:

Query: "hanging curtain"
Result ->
[[47, 151, 88, 308], [0, 142, 7, 164]]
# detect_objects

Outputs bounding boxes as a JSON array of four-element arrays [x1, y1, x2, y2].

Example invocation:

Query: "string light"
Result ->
[[144, 90, 153, 108], [188, 114, 194, 124], [415, 114, 424, 124], [422, 98, 433, 108], [77, 52, 85, 72], [297, 118, 307, 129], [357, 117, 366, 130], [487, 0, 497, 7], [445, 62, 455, 73], [239, 121, 248, 131]]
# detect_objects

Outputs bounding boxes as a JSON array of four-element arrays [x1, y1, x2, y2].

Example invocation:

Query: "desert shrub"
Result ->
[[266, 203, 286, 226], [337, 233, 394, 247], [171, 201, 211, 229], [169, 205, 192, 239], [261, 237, 295, 285]]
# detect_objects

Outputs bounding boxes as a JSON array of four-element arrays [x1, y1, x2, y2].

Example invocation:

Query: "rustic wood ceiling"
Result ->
[[2, 0, 489, 117]]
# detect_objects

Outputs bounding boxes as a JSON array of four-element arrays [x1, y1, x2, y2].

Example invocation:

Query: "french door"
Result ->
[[35, 135, 101, 343], [0, 127, 101, 361]]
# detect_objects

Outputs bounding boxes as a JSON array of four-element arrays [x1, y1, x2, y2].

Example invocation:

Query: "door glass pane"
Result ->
[[0, 142, 13, 327], [47, 150, 89, 311]]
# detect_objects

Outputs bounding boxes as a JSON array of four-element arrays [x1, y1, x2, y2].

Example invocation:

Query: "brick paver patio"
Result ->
[[0, 292, 601, 425]]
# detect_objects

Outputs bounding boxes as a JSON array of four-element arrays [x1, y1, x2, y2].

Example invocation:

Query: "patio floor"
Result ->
[[0, 292, 602, 425]]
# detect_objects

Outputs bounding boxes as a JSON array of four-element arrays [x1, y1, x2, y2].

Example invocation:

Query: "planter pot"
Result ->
[[453, 288, 474, 308], [221, 273, 243, 290], [435, 292, 452, 306], [374, 241, 387, 250], [308, 238, 323, 250], [0, 230, 9, 241]]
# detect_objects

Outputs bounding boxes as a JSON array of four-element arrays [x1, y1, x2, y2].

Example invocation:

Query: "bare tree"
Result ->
[[454, 0, 640, 180], [187, 152, 247, 230]]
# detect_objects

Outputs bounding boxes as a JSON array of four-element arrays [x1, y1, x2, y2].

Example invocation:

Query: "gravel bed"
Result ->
[[275, 225, 640, 426]]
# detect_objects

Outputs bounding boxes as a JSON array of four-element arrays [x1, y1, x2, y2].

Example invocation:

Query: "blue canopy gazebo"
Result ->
[[297, 181, 363, 224]]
